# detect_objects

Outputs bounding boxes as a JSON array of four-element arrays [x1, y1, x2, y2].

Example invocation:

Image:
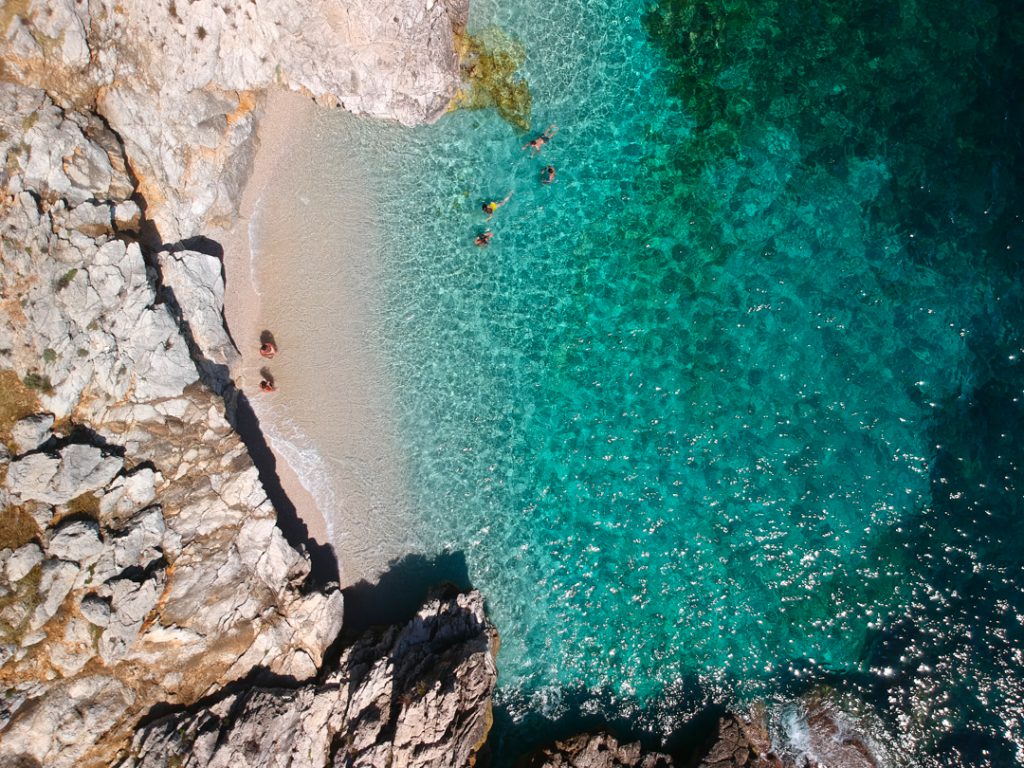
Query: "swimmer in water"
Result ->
[[541, 165, 556, 184], [475, 230, 494, 247], [523, 124, 558, 154], [482, 191, 513, 220]]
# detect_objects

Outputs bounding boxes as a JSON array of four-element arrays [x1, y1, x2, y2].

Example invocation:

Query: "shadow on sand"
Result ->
[[231, 390, 340, 587]]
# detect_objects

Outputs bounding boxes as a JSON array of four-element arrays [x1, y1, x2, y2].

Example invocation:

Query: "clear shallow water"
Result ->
[[277, 0, 1022, 762]]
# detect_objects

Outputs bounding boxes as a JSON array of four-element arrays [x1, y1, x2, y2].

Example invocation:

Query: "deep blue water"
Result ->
[[298, 0, 1024, 762]]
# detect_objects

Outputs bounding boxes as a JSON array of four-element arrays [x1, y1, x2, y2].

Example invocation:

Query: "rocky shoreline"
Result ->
[[0, 2, 882, 766]]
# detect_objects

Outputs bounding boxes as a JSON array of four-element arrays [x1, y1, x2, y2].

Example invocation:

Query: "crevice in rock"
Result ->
[[136, 663, 306, 732], [228, 390, 340, 588]]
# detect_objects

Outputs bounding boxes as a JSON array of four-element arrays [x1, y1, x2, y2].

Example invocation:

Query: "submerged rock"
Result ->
[[525, 732, 674, 768]]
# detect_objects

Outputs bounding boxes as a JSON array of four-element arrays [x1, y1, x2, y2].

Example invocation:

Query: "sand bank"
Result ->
[[221, 89, 327, 544], [221, 87, 416, 587]]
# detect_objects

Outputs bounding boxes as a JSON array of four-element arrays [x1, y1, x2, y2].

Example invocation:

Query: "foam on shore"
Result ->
[[223, 88, 416, 586]]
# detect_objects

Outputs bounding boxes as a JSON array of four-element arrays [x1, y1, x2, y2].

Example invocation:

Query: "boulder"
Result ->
[[48, 520, 105, 564], [158, 249, 239, 377], [29, 559, 81, 632], [5, 543, 44, 582], [6, 444, 123, 505], [11, 414, 55, 454], [526, 733, 674, 768], [120, 590, 498, 768]]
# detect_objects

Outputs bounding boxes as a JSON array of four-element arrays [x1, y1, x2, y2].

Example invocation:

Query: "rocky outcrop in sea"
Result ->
[[120, 591, 498, 768]]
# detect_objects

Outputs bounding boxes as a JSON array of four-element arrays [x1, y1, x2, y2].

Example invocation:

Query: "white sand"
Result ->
[[221, 88, 416, 587]]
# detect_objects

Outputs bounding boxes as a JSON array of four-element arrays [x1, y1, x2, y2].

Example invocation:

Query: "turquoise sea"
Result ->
[[269, 0, 1023, 762]]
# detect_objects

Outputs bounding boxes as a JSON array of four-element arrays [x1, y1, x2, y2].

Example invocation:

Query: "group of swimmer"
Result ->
[[258, 331, 278, 393], [475, 124, 558, 247]]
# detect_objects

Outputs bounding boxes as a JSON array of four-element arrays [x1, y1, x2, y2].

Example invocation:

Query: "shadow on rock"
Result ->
[[481, 676, 723, 768], [342, 550, 471, 635], [230, 390, 340, 587]]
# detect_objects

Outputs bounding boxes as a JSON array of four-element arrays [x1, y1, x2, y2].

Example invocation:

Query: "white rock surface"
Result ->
[[0, 79, 343, 768], [2, 0, 468, 240], [121, 591, 498, 768], [11, 414, 54, 454], [6, 445, 123, 506], [5, 543, 44, 582], [158, 249, 239, 376], [48, 520, 105, 564], [0, 676, 136, 768]]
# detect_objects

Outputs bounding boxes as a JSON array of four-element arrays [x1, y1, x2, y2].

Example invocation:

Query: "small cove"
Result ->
[[251, 0, 1024, 763]]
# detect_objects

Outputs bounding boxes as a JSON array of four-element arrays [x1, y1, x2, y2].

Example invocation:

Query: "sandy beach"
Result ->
[[221, 88, 415, 587]]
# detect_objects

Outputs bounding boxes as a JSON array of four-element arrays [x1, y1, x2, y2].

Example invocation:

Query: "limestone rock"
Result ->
[[527, 733, 674, 768], [5, 543, 43, 582], [79, 593, 112, 627], [121, 590, 498, 768], [2, 0, 468, 239], [29, 559, 81, 632], [158, 249, 239, 380], [0, 676, 135, 768], [11, 414, 55, 454], [48, 519, 105, 564], [99, 469, 160, 526], [783, 700, 879, 768], [0, 84, 199, 419], [6, 444, 123, 505]]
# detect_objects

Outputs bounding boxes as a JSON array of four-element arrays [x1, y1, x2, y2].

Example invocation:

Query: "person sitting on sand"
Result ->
[[259, 378, 276, 393], [482, 191, 513, 220], [523, 124, 558, 154], [541, 165, 556, 184], [475, 230, 494, 247]]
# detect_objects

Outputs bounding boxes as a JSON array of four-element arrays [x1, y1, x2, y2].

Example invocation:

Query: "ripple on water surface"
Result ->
[[268, 0, 1024, 761]]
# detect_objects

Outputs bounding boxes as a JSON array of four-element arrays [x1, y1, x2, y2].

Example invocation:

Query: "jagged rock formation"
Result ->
[[119, 590, 498, 768], [0, 81, 343, 767], [524, 732, 674, 768], [525, 705, 880, 768], [694, 716, 775, 768], [2, 0, 468, 240], [0, 0, 483, 762]]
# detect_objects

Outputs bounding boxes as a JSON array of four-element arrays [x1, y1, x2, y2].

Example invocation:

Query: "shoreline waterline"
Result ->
[[222, 87, 330, 548], [222, 87, 419, 588]]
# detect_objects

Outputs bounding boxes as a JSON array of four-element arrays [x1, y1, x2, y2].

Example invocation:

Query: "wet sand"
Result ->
[[221, 87, 415, 586]]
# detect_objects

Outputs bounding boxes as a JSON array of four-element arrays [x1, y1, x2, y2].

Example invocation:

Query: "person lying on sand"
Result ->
[[259, 367, 276, 392], [541, 165, 556, 184], [259, 330, 278, 358], [482, 191, 513, 220], [523, 124, 558, 154], [475, 230, 494, 247]]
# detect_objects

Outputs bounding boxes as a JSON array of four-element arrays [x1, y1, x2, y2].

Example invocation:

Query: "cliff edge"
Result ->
[[0, 0, 483, 765], [2, 0, 468, 240]]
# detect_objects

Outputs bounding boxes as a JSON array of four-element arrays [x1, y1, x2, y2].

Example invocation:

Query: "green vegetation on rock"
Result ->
[[454, 27, 532, 131]]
